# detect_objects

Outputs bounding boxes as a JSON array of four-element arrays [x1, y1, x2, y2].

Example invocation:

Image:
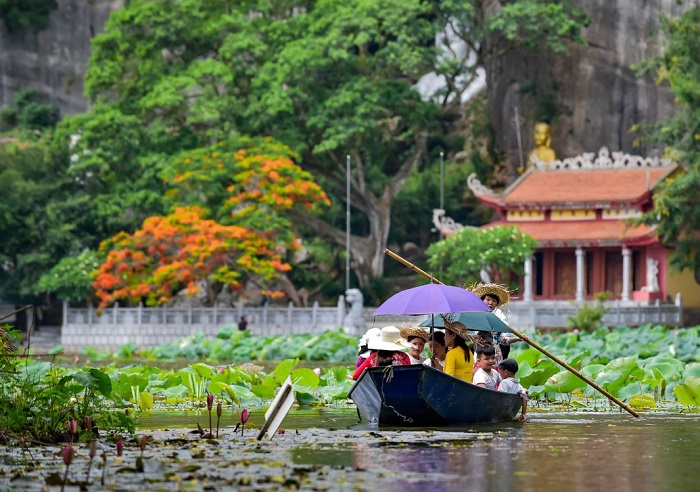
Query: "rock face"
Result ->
[[0, 0, 122, 116], [486, 0, 691, 171], [0, 0, 690, 163]]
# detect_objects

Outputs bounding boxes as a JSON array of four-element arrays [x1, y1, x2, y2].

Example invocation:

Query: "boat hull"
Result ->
[[348, 364, 522, 426]]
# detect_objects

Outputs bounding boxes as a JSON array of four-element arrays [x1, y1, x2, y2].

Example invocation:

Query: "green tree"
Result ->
[[0, 131, 76, 302], [425, 225, 537, 287], [634, 7, 700, 272], [76, 0, 585, 289]]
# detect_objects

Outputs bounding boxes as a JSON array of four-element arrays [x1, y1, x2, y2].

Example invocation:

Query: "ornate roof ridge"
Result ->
[[467, 172, 499, 197], [532, 147, 675, 171]]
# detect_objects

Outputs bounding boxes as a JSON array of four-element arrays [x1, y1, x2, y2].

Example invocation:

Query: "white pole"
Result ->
[[439, 151, 445, 212], [346, 154, 351, 291]]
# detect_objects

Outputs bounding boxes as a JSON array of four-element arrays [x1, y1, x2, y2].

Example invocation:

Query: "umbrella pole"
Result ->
[[383, 248, 640, 419]]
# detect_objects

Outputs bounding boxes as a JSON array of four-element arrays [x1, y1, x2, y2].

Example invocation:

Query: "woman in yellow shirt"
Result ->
[[443, 320, 475, 382]]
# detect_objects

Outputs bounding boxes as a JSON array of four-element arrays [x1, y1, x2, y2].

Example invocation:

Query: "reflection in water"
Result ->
[[288, 413, 700, 491]]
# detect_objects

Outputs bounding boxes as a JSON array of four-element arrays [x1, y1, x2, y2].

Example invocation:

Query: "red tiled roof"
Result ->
[[503, 168, 672, 205], [487, 220, 657, 247]]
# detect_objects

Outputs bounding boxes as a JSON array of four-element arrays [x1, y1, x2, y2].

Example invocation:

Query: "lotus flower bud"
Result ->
[[63, 445, 74, 466], [84, 416, 93, 431], [140, 435, 148, 452], [239, 409, 250, 424], [207, 393, 214, 411], [68, 419, 78, 436], [278, 429, 285, 435], [216, 401, 222, 418], [116, 440, 123, 457], [89, 440, 97, 458], [125, 408, 130, 417]]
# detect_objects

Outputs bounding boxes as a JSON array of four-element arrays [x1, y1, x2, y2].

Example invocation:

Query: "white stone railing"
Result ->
[[61, 296, 683, 350], [61, 300, 347, 351], [505, 297, 683, 330]]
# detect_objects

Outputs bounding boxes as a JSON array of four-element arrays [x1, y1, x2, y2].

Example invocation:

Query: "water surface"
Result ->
[[138, 409, 700, 491]]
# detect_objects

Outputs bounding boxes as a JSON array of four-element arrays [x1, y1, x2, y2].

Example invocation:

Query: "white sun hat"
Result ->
[[358, 327, 381, 349], [367, 326, 406, 352]]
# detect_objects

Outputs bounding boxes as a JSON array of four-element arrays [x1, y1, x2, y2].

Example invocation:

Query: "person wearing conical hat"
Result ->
[[441, 319, 475, 383], [351, 326, 411, 380], [470, 283, 519, 359], [400, 327, 429, 365]]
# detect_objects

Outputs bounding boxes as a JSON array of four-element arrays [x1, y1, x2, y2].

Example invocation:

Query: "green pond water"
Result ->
[[137, 409, 700, 490]]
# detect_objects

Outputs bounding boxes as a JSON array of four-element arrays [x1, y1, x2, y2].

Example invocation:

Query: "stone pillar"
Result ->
[[523, 256, 534, 302], [622, 247, 631, 301], [575, 247, 585, 302]]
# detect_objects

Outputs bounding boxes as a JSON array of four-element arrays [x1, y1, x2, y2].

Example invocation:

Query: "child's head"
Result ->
[[476, 346, 496, 371], [498, 358, 519, 378]]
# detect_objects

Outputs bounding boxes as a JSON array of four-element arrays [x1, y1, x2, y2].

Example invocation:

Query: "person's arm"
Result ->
[[519, 395, 528, 423], [473, 369, 486, 387], [443, 350, 456, 377], [352, 355, 373, 380]]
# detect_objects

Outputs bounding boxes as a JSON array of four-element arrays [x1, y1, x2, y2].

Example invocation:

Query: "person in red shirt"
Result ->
[[352, 326, 410, 380]]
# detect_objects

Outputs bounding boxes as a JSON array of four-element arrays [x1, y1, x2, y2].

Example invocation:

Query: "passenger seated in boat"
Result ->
[[400, 327, 429, 364], [423, 331, 446, 370], [352, 326, 410, 380], [442, 320, 475, 382], [355, 327, 381, 369], [473, 346, 502, 390], [472, 331, 502, 374], [497, 358, 528, 423]]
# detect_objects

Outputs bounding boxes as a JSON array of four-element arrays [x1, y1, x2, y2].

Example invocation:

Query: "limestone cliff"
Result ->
[[486, 0, 691, 171], [0, 0, 122, 115], [0, 0, 690, 163]]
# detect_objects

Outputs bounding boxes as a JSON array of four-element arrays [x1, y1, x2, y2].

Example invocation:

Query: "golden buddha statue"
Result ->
[[527, 122, 557, 168]]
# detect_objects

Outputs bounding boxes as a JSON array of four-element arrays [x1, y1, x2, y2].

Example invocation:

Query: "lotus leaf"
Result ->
[[161, 385, 189, 398], [139, 391, 154, 410], [291, 368, 320, 388], [580, 364, 606, 379], [618, 381, 645, 401], [684, 363, 700, 378], [544, 371, 586, 394], [673, 376, 700, 407], [527, 384, 545, 398], [593, 370, 627, 396], [20, 362, 52, 380], [273, 359, 299, 382], [228, 384, 257, 403], [643, 357, 684, 382], [190, 363, 215, 379], [516, 348, 542, 369], [293, 384, 319, 405], [628, 394, 656, 408], [250, 380, 277, 399]]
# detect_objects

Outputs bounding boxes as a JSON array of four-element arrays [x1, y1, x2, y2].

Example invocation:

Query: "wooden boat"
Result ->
[[348, 364, 522, 426]]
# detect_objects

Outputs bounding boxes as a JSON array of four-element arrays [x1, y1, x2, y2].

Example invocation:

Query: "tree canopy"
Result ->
[[76, 0, 586, 290], [425, 225, 537, 287], [635, 7, 700, 273]]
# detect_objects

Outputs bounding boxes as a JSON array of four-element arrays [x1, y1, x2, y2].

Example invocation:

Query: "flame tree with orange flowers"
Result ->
[[93, 136, 329, 309]]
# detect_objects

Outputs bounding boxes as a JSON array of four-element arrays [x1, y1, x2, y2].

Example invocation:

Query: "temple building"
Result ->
[[467, 147, 700, 310]]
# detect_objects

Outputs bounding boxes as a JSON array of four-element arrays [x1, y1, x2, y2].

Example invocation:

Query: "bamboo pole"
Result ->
[[384, 248, 640, 418]]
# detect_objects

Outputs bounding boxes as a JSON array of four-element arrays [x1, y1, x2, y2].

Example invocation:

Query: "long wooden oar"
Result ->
[[384, 248, 640, 418]]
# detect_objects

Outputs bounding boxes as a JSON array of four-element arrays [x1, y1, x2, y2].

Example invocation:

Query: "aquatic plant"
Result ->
[[238, 408, 250, 436]]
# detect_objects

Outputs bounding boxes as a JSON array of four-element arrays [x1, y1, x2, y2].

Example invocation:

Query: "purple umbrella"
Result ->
[[373, 283, 490, 316]]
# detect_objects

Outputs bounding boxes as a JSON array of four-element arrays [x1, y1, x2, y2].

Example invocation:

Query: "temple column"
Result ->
[[523, 256, 533, 302], [622, 247, 631, 301], [575, 247, 585, 302]]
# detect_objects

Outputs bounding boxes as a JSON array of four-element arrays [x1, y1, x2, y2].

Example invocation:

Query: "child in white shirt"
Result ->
[[497, 358, 528, 423], [472, 346, 502, 390]]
